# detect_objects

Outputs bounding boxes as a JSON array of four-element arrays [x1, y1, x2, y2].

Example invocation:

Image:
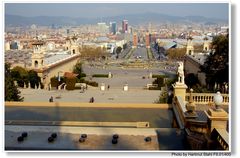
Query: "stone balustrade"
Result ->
[[185, 93, 229, 105], [211, 128, 229, 150]]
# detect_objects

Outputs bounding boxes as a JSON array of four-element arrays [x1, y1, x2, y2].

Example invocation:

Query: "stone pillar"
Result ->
[[23, 83, 26, 89], [58, 85, 61, 90], [100, 83, 105, 91], [205, 109, 228, 133], [123, 84, 128, 91], [108, 72, 112, 78], [14, 81, 18, 87], [172, 83, 188, 102], [28, 83, 31, 89], [149, 72, 152, 79]]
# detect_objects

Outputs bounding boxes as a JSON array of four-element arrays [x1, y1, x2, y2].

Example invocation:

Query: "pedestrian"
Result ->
[[49, 96, 53, 102], [107, 85, 110, 90], [89, 97, 95, 103]]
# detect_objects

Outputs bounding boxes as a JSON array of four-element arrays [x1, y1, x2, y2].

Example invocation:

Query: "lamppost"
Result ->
[[213, 91, 223, 111], [58, 71, 63, 82]]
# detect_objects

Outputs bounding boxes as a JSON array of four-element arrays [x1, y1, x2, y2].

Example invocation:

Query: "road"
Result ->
[[130, 47, 148, 60], [5, 106, 173, 128]]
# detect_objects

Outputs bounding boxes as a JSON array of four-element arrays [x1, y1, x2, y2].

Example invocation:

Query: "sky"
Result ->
[[5, 3, 229, 20]]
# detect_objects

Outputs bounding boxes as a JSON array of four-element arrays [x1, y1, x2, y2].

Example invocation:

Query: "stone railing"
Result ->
[[5, 120, 150, 128], [172, 96, 186, 129], [185, 93, 229, 105], [211, 128, 229, 150]]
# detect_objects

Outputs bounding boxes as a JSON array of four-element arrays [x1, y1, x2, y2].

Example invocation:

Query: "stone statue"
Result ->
[[177, 62, 185, 84]]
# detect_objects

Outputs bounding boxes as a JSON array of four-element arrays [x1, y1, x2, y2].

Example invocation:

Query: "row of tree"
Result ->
[[80, 46, 107, 60], [166, 48, 186, 59], [5, 63, 43, 101], [10, 66, 41, 88]]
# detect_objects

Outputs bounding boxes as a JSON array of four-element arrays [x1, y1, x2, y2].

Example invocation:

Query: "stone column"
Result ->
[[123, 84, 128, 91], [149, 72, 152, 79], [108, 72, 112, 78], [172, 83, 188, 102], [14, 81, 18, 87], [205, 109, 228, 133], [100, 83, 105, 91]]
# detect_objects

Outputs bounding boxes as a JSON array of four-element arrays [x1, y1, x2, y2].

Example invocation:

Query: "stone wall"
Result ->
[[38, 56, 80, 89], [184, 55, 206, 86]]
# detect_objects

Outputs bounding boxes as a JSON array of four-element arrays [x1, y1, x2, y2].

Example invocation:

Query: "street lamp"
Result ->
[[58, 71, 63, 82], [213, 91, 223, 111]]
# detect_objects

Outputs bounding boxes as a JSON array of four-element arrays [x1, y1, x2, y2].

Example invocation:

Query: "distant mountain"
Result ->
[[5, 13, 228, 27]]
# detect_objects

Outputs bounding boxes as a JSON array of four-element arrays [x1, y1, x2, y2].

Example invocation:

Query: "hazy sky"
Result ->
[[5, 3, 229, 20]]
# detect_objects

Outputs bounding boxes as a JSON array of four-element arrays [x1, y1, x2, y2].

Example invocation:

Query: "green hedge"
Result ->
[[76, 78, 98, 87], [152, 74, 168, 78], [92, 74, 108, 78], [149, 87, 161, 90], [76, 78, 85, 83], [86, 81, 98, 87], [78, 73, 86, 78], [66, 77, 76, 90], [50, 77, 59, 87], [153, 77, 164, 87]]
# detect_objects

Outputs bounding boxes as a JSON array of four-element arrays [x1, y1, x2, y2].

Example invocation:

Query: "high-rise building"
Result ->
[[122, 20, 128, 33], [110, 22, 117, 35], [133, 33, 138, 48], [145, 33, 150, 48]]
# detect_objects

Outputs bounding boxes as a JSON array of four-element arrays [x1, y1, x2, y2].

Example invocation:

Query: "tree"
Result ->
[[28, 70, 41, 88], [116, 47, 122, 55], [201, 34, 229, 91], [166, 48, 186, 59], [11, 66, 29, 87], [66, 77, 77, 90], [5, 63, 23, 101], [73, 62, 83, 78], [185, 73, 199, 88], [80, 46, 107, 60], [153, 77, 165, 88]]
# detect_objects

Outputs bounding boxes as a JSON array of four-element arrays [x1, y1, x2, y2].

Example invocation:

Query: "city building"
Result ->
[[122, 20, 128, 33], [145, 32, 150, 48], [133, 33, 138, 48], [186, 36, 194, 55], [109, 22, 117, 35]]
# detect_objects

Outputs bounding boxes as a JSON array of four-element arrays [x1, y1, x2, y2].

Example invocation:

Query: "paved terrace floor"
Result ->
[[20, 89, 161, 103]]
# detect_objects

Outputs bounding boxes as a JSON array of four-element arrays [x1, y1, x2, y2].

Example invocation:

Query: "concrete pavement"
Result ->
[[19, 88, 161, 103]]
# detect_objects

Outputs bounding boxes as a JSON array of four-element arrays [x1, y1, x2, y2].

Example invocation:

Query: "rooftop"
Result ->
[[186, 54, 208, 65], [44, 52, 73, 66]]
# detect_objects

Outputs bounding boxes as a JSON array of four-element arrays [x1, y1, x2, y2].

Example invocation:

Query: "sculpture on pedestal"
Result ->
[[177, 62, 185, 84]]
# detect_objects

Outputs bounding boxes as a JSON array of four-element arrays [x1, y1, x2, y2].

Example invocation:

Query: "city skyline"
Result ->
[[5, 3, 229, 20]]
